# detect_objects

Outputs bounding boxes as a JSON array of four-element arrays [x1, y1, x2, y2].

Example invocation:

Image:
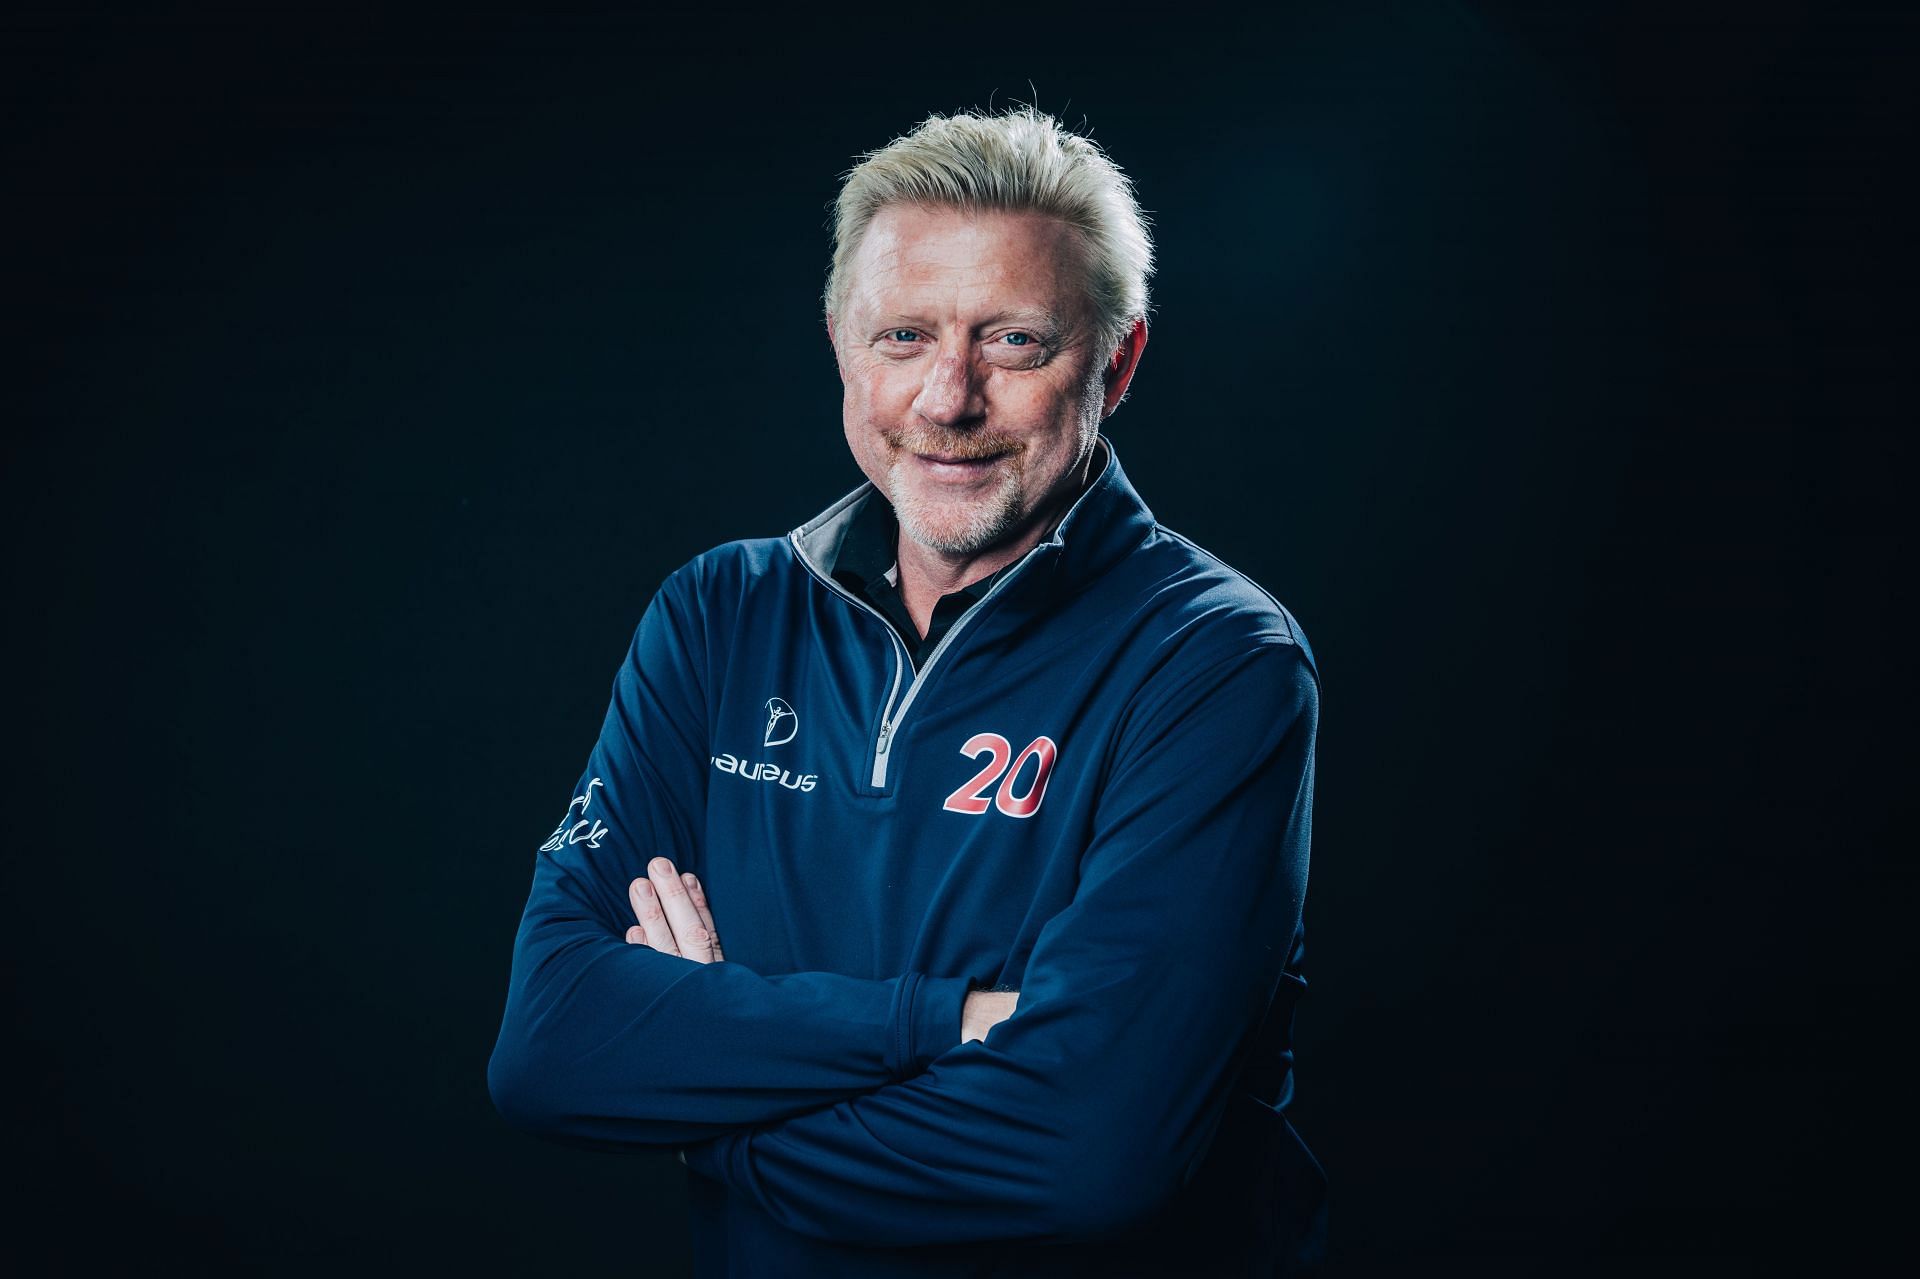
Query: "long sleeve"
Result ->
[[487, 565, 973, 1147], [682, 638, 1319, 1244]]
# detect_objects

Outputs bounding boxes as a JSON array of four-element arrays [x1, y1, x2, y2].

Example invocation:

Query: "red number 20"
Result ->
[[941, 732, 1058, 819]]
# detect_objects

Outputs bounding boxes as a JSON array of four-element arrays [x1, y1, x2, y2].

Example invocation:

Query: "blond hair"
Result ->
[[825, 107, 1154, 353]]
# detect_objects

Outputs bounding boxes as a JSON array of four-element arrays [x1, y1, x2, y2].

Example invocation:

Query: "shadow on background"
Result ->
[[4, 3, 1910, 1273]]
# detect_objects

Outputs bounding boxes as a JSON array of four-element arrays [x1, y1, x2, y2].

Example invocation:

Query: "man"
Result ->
[[489, 107, 1325, 1275]]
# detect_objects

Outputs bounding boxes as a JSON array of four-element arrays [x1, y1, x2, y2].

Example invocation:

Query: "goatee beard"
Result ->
[[885, 453, 1026, 556]]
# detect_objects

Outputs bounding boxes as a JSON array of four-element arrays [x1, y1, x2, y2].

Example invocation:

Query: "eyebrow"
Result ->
[[984, 308, 1067, 337]]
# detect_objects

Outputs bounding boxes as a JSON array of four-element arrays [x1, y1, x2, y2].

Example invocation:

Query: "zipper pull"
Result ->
[[877, 718, 892, 750]]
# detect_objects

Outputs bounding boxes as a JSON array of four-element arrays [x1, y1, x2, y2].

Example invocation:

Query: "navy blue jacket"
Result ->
[[488, 436, 1326, 1274]]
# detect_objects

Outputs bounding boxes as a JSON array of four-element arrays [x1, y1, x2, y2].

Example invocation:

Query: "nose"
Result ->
[[910, 344, 987, 430]]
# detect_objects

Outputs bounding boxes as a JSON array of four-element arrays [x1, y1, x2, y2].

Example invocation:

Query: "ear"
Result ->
[[1099, 318, 1149, 417]]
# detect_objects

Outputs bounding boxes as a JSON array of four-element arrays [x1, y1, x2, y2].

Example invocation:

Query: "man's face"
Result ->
[[830, 204, 1117, 558]]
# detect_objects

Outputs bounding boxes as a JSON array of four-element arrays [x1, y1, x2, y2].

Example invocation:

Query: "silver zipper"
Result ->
[[789, 535, 910, 784], [863, 552, 1041, 786]]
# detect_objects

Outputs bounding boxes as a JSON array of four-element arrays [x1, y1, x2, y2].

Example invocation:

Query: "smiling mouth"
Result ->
[[910, 451, 1012, 482], [916, 451, 1003, 465]]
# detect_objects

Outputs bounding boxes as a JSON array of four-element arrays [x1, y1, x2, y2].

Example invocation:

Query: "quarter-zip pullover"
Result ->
[[488, 435, 1326, 1275]]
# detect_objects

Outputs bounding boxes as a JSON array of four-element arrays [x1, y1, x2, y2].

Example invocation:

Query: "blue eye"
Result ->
[[1003, 332, 1032, 346], [889, 329, 919, 342]]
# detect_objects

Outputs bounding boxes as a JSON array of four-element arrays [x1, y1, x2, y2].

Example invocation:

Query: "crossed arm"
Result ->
[[490, 570, 1317, 1247], [618, 853, 1021, 1167], [621, 853, 1020, 1045]]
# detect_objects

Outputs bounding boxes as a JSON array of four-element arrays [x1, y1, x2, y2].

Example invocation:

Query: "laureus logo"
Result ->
[[714, 698, 816, 794], [764, 697, 797, 748]]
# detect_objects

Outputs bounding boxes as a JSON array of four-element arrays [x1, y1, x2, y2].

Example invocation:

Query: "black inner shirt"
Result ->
[[829, 495, 1017, 671]]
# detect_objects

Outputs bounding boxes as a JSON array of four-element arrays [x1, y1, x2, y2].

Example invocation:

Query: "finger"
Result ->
[[625, 925, 645, 945], [629, 876, 680, 957], [682, 872, 724, 961], [649, 857, 716, 963]]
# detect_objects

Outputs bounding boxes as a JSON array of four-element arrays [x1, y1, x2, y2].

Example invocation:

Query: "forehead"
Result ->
[[844, 204, 1094, 322]]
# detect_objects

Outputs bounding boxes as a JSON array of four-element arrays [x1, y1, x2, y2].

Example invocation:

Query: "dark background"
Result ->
[[5, 3, 1910, 1273]]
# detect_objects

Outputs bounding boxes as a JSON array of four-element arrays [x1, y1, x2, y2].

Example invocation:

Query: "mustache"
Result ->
[[881, 428, 1025, 461]]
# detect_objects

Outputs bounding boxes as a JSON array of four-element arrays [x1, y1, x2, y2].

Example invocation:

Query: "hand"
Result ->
[[625, 856, 724, 963], [961, 988, 1019, 1043]]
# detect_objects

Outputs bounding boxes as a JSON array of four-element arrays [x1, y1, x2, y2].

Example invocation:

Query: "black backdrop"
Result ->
[[5, 4, 1911, 1273]]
